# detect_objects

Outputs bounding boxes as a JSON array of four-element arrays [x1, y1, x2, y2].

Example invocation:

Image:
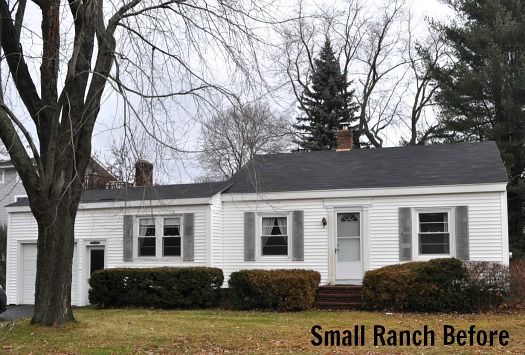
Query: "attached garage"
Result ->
[[20, 243, 78, 305]]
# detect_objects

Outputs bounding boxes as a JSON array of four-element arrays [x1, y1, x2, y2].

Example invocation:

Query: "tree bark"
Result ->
[[31, 199, 77, 326]]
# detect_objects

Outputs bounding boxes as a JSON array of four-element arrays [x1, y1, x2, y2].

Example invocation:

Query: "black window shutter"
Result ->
[[455, 206, 469, 261], [244, 212, 256, 261], [292, 211, 304, 261], [123, 215, 134, 261], [398, 207, 412, 261], [183, 213, 195, 261]]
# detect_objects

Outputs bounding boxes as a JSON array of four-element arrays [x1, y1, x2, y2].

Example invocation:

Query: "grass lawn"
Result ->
[[1, 308, 524, 354]]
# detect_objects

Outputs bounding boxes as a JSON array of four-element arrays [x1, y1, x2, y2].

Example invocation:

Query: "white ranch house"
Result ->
[[5, 141, 509, 306]]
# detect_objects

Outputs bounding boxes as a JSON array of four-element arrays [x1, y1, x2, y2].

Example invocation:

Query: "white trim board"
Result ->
[[223, 183, 508, 202]]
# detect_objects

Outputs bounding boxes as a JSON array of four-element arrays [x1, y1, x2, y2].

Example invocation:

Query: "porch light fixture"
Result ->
[[321, 217, 327, 227]]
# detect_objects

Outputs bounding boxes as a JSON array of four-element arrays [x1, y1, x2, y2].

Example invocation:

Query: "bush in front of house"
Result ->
[[362, 258, 510, 313], [463, 261, 510, 309], [89, 267, 224, 308], [509, 260, 525, 308], [228, 269, 321, 311]]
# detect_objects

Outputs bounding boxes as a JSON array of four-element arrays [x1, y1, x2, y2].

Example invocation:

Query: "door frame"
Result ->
[[84, 241, 106, 305], [326, 205, 369, 285]]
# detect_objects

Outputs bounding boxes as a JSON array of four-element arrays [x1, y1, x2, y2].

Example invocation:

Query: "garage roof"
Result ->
[[8, 181, 230, 207]]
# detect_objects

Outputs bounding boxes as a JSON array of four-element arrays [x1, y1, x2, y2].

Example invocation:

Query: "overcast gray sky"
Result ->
[[2, 0, 454, 184]]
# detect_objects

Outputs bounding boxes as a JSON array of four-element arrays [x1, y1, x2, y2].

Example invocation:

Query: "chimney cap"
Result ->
[[340, 122, 351, 130]]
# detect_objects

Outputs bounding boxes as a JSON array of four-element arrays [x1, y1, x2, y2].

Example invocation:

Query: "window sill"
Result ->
[[414, 254, 454, 261], [134, 256, 184, 261], [256, 255, 292, 261]]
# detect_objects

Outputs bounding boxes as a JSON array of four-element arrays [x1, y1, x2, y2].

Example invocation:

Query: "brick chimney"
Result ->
[[135, 160, 153, 187], [336, 124, 353, 152]]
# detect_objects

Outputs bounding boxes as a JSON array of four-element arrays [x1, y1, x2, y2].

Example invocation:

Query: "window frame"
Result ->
[[412, 207, 455, 260], [162, 217, 182, 257], [256, 213, 292, 259], [13, 195, 28, 202], [134, 215, 184, 260]]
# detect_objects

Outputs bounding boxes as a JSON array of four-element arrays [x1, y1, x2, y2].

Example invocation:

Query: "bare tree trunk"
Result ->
[[31, 198, 77, 326]]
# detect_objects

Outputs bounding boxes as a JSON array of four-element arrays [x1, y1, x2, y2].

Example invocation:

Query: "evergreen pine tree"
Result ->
[[294, 38, 358, 151], [428, 0, 525, 256]]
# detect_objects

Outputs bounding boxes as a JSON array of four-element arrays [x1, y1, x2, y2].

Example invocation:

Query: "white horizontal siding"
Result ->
[[210, 193, 223, 266], [366, 192, 504, 269], [7, 204, 209, 306], [220, 191, 507, 284], [220, 199, 329, 285], [6, 186, 507, 305]]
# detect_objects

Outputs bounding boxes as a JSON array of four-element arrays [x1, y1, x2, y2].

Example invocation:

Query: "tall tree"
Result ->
[[282, 0, 424, 148], [0, 0, 271, 326], [428, 0, 525, 255], [293, 38, 358, 151], [198, 102, 291, 180]]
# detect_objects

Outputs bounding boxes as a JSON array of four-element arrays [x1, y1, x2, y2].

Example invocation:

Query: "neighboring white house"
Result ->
[[0, 161, 27, 226], [5, 141, 510, 306]]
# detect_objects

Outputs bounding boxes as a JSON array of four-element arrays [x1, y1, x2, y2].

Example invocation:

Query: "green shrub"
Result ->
[[362, 258, 507, 313], [228, 269, 320, 311], [410, 258, 470, 312], [89, 267, 223, 308]]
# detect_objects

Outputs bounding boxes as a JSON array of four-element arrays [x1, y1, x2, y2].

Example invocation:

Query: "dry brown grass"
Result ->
[[0, 308, 524, 354]]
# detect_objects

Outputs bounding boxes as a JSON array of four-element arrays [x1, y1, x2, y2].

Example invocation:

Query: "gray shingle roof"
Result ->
[[8, 182, 230, 207], [224, 141, 508, 194], [6, 142, 509, 208]]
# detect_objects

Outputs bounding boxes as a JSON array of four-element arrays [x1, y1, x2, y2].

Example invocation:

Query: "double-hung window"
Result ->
[[261, 216, 288, 256], [138, 218, 156, 256], [163, 217, 181, 256], [418, 212, 450, 255], [137, 216, 182, 257]]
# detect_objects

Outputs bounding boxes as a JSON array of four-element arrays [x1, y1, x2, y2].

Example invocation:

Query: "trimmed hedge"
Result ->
[[228, 269, 320, 311], [362, 258, 495, 312], [89, 267, 223, 308]]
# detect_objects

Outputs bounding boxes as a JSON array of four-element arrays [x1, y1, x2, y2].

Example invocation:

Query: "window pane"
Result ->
[[163, 237, 181, 256], [337, 238, 360, 262], [139, 237, 156, 256], [419, 233, 450, 254], [139, 218, 156, 236], [337, 213, 360, 237], [419, 213, 447, 223], [262, 235, 288, 255], [262, 217, 287, 236], [419, 213, 448, 233], [420, 222, 448, 233], [164, 218, 180, 236]]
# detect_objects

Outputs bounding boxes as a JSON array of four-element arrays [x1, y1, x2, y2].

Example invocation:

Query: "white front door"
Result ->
[[335, 212, 362, 281]]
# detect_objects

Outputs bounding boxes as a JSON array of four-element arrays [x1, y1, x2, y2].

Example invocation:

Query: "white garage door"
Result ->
[[21, 244, 78, 305]]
